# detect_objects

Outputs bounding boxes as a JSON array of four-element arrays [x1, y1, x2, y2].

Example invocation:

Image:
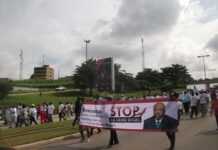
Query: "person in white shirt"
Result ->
[[190, 93, 200, 119], [199, 91, 209, 117], [58, 102, 65, 121], [177, 100, 183, 121], [29, 104, 38, 125], [10, 106, 17, 128], [48, 102, 55, 122], [16, 104, 23, 127], [5, 107, 11, 127]]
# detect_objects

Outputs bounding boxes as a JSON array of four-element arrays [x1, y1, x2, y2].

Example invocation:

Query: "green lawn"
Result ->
[[0, 93, 76, 107], [0, 120, 78, 147], [12, 79, 73, 88]]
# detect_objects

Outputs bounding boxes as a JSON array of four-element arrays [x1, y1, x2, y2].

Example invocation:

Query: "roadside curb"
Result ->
[[14, 132, 80, 149]]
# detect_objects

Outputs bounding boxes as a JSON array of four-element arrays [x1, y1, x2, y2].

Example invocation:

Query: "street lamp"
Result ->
[[84, 40, 91, 61], [197, 54, 210, 80]]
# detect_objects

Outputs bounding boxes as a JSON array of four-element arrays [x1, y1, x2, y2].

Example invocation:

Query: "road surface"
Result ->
[[18, 116, 218, 150]]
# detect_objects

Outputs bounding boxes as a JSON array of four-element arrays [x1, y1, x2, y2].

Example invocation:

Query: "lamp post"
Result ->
[[84, 40, 91, 61], [197, 54, 210, 80], [141, 37, 145, 71]]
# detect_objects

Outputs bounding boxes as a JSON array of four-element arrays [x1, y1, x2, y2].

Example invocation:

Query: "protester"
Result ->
[[74, 97, 91, 142], [5, 107, 11, 127], [16, 103, 22, 127], [107, 96, 119, 148], [36, 104, 40, 120], [166, 92, 179, 150], [66, 102, 72, 118], [210, 89, 218, 130], [177, 100, 183, 122], [29, 104, 38, 125], [182, 91, 191, 115], [40, 103, 47, 124], [199, 91, 209, 117], [48, 102, 55, 123], [18, 105, 27, 127], [10, 106, 17, 128], [190, 92, 199, 119], [72, 97, 82, 126], [70, 102, 74, 116], [58, 102, 65, 122]]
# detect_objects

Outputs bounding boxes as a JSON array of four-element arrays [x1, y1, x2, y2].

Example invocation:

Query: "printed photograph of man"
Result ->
[[143, 102, 178, 130]]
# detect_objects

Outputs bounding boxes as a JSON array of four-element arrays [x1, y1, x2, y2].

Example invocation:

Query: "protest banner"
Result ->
[[79, 99, 178, 131]]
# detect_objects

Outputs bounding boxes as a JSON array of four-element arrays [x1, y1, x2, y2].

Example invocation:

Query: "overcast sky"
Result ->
[[1, 0, 218, 80]]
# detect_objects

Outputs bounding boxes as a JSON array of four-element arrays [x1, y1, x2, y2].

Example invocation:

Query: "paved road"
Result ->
[[18, 116, 218, 150]]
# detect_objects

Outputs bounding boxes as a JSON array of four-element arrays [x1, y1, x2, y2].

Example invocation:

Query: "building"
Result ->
[[96, 57, 119, 92], [31, 65, 54, 80]]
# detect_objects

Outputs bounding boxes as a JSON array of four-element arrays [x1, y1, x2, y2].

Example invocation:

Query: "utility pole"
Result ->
[[84, 40, 91, 61], [141, 38, 145, 71], [197, 54, 210, 80], [42, 55, 45, 66], [111, 57, 115, 92], [58, 68, 60, 79], [19, 49, 24, 80]]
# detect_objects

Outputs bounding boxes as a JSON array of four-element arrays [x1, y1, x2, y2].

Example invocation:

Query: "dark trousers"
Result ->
[[72, 114, 79, 126], [59, 112, 65, 121], [79, 126, 90, 141], [166, 131, 175, 150], [190, 106, 198, 118], [48, 114, 53, 122], [30, 116, 38, 125], [215, 115, 218, 128], [109, 130, 119, 146], [183, 102, 190, 115]]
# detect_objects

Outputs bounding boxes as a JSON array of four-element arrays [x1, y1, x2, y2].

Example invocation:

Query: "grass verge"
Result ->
[[0, 120, 78, 147], [0, 93, 76, 107]]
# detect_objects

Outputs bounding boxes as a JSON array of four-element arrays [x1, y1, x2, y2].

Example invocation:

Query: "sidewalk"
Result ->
[[15, 132, 81, 149]]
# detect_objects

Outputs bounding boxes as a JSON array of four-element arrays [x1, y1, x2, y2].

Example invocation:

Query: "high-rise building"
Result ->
[[31, 65, 54, 80], [96, 57, 118, 92]]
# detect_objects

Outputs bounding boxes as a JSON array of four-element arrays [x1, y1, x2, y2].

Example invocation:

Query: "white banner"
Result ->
[[80, 99, 178, 131]]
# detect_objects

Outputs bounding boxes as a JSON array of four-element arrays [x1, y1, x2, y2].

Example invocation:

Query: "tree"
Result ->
[[116, 71, 139, 92], [136, 68, 162, 91], [0, 80, 13, 100], [161, 64, 193, 90], [73, 59, 96, 95]]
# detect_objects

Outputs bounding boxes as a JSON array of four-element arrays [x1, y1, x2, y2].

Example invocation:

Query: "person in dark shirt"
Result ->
[[72, 97, 83, 126], [106, 96, 119, 148], [167, 92, 179, 150]]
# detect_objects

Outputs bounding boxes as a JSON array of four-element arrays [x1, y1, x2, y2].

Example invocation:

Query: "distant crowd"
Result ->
[[0, 89, 217, 130], [0, 102, 74, 128], [1, 89, 218, 150]]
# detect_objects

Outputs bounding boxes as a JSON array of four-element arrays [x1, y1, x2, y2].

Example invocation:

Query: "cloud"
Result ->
[[191, 0, 218, 23], [75, 43, 138, 61], [206, 34, 218, 51], [1, 0, 218, 80], [110, 0, 181, 39]]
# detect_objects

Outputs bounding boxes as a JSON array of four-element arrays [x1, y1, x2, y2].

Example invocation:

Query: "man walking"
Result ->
[[29, 104, 38, 125], [48, 102, 55, 123], [211, 89, 218, 130], [166, 92, 179, 150], [72, 97, 82, 126], [199, 91, 209, 117], [190, 92, 199, 119]]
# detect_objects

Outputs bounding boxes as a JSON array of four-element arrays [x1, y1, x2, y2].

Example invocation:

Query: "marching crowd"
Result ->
[[1, 88, 218, 150], [72, 89, 218, 150], [0, 102, 74, 128]]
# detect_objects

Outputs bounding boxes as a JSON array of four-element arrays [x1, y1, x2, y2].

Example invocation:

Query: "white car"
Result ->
[[56, 86, 66, 91]]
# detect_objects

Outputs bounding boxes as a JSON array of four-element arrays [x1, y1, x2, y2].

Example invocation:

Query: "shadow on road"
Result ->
[[45, 145, 108, 150], [197, 130, 218, 136]]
